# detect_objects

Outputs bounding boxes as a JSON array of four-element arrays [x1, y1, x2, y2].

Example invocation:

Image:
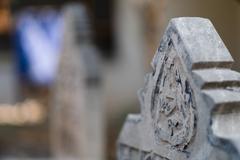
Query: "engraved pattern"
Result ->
[[118, 145, 169, 160], [117, 17, 240, 160], [151, 42, 196, 150]]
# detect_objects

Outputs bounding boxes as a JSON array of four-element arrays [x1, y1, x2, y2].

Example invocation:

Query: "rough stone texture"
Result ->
[[150, 41, 196, 151], [118, 17, 240, 160]]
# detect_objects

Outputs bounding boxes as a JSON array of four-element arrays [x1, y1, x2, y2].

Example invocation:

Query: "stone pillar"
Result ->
[[115, 0, 165, 70], [50, 3, 104, 160]]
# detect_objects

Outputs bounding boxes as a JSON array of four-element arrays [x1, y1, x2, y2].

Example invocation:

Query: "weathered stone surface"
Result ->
[[118, 17, 240, 160], [193, 69, 240, 89]]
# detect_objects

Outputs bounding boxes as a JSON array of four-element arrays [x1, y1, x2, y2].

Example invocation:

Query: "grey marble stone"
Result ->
[[118, 17, 240, 160]]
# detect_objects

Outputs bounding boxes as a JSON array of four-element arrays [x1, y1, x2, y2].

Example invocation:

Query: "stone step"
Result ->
[[203, 89, 240, 109], [193, 69, 240, 89]]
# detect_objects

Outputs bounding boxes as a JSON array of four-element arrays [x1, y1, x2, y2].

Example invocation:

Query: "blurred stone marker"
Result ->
[[51, 3, 104, 160], [118, 17, 240, 160]]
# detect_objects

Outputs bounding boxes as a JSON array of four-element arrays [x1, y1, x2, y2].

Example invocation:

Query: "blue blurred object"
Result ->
[[14, 8, 63, 86]]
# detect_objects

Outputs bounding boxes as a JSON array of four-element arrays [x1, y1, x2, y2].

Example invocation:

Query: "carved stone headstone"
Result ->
[[117, 17, 240, 160], [51, 3, 104, 160]]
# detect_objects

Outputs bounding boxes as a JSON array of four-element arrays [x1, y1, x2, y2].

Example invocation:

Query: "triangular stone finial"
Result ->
[[117, 17, 240, 160]]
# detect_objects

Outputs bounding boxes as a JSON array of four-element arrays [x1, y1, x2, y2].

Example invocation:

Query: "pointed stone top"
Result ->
[[167, 17, 233, 69], [118, 17, 240, 160]]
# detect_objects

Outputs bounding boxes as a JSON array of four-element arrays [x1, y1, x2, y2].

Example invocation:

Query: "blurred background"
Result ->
[[0, 0, 239, 159]]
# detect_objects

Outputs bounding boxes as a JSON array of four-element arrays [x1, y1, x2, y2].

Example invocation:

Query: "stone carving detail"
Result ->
[[151, 41, 196, 149], [118, 144, 170, 160], [118, 17, 240, 160]]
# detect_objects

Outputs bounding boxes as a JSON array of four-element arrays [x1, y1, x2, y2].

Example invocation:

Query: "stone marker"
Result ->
[[117, 17, 240, 160], [51, 3, 104, 160]]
